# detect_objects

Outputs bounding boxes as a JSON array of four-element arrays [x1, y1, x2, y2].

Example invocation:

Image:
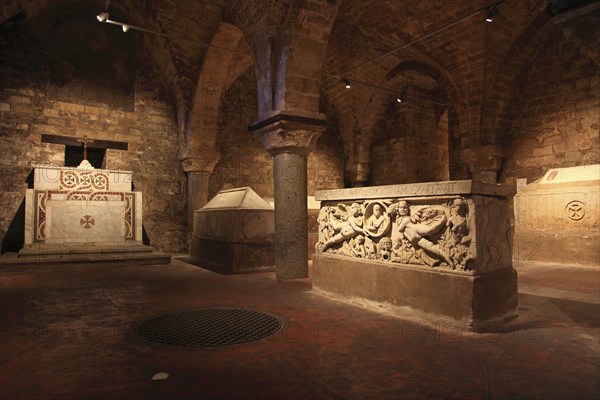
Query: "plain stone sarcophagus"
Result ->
[[190, 187, 275, 273], [313, 180, 518, 330], [514, 165, 599, 266]]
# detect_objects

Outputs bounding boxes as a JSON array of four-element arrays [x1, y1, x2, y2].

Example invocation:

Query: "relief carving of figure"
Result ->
[[392, 200, 455, 268], [365, 203, 390, 237], [316, 197, 473, 271], [443, 198, 473, 270], [321, 202, 364, 252], [350, 234, 366, 258], [365, 236, 377, 259]]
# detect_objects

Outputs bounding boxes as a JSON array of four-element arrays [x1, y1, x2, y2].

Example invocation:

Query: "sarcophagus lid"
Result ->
[[193, 187, 274, 243]]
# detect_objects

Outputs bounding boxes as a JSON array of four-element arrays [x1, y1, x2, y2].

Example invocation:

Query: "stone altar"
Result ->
[[190, 187, 275, 273], [313, 180, 518, 330], [18, 162, 153, 259]]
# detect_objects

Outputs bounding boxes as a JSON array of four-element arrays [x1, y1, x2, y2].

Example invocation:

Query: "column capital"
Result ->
[[250, 112, 328, 156], [461, 145, 506, 183], [180, 148, 221, 174], [346, 162, 371, 187]]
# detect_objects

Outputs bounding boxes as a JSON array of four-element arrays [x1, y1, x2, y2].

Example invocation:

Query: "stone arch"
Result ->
[[356, 60, 462, 183], [248, 0, 342, 119], [479, 10, 554, 146], [183, 22, 253, 163]]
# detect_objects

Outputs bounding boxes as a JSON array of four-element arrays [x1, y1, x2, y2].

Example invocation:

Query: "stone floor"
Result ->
[[0, 257, 598, 400]]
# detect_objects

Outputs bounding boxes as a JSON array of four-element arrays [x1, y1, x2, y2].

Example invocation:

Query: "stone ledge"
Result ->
[[18, 242, 153, 257], [0, 251, 171, 271], [316, 180, 516, 201]]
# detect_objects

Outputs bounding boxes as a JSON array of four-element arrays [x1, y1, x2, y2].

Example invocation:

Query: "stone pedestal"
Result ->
[[18, 163, 165, 263], [189, 187, 275, 274], [313, 180, 518, 330], [514, 165, 600, 266]]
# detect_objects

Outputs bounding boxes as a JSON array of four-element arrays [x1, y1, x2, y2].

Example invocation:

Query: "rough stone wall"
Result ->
[[0, 66, 187, 254], [501, 31, 600, 183], [371, 95, 449, 185], [209, 69, 272, 199], [209, 69, 344, 200]]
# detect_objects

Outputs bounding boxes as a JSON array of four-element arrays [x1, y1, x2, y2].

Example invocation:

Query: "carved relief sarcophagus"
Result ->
[[313, 180, 518, 330]]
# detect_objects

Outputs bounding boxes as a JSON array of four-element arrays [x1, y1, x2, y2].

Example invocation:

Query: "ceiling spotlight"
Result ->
[[344, 79, 351, 89], [122, 24, 130, 32], [397, 91, 407, 103], [397, 84, 408, 103], [96, 11, 108, 22], [485, 6, 499, 22]]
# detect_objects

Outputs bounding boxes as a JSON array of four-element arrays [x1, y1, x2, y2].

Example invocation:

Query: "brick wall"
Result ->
[[0, 63, 188, 254], [501, 31, 600, 182], [371, 93, 450, 185]]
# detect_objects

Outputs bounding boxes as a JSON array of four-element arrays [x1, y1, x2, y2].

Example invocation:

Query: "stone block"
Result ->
[[314, 254, 518, 330], [189, 238, 274, 274]]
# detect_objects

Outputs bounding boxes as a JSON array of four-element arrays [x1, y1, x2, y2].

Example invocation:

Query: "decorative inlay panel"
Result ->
[[60, 170, 110, 191]]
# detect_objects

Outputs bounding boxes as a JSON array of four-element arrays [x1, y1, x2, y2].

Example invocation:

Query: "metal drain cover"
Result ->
[[136, 308, 282, 347]]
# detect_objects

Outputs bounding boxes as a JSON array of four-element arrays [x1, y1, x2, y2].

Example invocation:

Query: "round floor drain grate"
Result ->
[[135, 308, 282, 347]]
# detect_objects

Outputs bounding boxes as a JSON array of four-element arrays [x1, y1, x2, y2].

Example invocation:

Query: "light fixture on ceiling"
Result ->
[[94, 1, 253, 58], [344, 79, 351, 89], [397, 85, 408, 103], [485, 6, 499, 22], [96, 12, 108, 22], [338, 0, 507, 77]]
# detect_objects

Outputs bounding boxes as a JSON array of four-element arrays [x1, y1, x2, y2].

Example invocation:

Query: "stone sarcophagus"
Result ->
[[190, 187, 275, 273], [313, 180, 518, 330], [514, 165, 599, 266]]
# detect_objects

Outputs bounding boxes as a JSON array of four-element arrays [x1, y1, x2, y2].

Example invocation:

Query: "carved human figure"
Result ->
[[321, 202, 364, 251], [446, 198, 471, 247], [350, 234, 366, 258], [364, 236, 377, 259], [444, 198, 473, 270], [394, 200, 455, 268], [366, 203, 390, 237], [317, 206, 330, 244]]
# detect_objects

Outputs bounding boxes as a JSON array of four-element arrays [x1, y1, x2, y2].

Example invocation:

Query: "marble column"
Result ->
[[253, 115, 326, 280], [180, 150, 221, 230]]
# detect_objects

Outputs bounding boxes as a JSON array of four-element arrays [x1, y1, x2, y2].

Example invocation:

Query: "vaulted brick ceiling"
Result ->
[[1, 0, 593, 143]]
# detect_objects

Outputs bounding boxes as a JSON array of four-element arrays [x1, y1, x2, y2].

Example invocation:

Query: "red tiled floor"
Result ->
[[1, 258, 598, 399]]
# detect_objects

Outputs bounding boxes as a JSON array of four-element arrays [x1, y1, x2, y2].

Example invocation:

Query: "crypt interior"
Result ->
[[0, 0, 599, 399]]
